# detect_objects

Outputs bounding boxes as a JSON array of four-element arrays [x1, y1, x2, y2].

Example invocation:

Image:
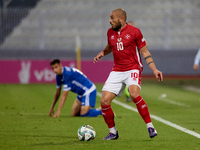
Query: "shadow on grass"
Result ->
[[22, 134, 73, 138], [31, 136, 86, 146]]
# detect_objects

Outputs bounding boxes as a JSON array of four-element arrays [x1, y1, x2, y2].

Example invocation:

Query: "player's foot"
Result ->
[[148, 127, 157, 138], [126, 96, 132, 102], [102, 131, 119, 140]]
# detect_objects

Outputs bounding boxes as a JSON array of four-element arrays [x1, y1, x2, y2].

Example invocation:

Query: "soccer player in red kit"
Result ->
[[94, 8, 163, 140]]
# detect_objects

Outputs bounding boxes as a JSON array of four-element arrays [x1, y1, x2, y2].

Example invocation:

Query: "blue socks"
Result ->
[[81, 109, 102, 117]]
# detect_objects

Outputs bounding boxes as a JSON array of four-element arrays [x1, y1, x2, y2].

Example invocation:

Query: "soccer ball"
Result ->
[[77, 125, 96, 141]]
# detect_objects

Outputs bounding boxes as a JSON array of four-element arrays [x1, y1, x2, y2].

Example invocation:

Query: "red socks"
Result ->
[[101, 104, 115, 128], [133, 96, 151, 124], [101, 96, 151, 128]]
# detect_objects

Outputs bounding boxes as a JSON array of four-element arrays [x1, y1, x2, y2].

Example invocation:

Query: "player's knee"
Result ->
[[71, 112, 76, 117], [71, 110, 80, 117], [100, 91, 114, 105], [100, 98, 110, 105], [129, 91, 140, 99], [80, 112, 88, 116], [100, 99, 106, 105]]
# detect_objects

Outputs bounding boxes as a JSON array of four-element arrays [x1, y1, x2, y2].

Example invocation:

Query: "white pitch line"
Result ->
[[183, 86, 200, 94], [158, 93, 190, 107], [97, 92, 200, 139], [158, 97, 190, 107]]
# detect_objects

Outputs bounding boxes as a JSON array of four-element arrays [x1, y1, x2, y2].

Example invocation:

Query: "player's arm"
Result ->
[[53, 90, 69, 118], [49, 88, 61, 116], [94, 44, 112, 63], [140, 45, 163, 81], [193, 48, 200, 71]]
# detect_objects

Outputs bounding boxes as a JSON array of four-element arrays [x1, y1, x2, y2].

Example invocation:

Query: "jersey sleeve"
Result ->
[[107, 29, 111, 46], [194, 48, 200, 65], [63, 85, 71, 91], [56, 75, 61, 88], [135, 28, 146, 49]]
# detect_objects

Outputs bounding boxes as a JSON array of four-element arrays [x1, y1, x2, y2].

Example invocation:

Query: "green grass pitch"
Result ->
[[0, 79, 200, 150]]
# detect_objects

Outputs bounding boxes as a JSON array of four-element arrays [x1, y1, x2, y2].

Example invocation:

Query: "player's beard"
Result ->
[[112, 20, 122, 31]]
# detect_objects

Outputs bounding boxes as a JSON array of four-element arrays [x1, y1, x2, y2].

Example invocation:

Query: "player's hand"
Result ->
[[153, 70, 163, 81], [193, 64, 199, 71], [53, 111, 60, 118], [48, 108, 54, 116], [94, 51, 104, 63]]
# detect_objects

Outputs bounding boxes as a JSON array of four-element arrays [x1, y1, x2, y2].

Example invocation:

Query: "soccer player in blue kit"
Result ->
[[49, 59, 102, 118]]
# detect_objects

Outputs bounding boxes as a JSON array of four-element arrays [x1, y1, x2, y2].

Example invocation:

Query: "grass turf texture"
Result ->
[[0, 79, 200, 150]]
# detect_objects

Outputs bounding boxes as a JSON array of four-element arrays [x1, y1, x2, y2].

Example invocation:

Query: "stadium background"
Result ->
[[0, 0, 200, 84]]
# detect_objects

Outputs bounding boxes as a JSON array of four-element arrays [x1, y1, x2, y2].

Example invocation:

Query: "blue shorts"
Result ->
[[77, 85, 97, 108]]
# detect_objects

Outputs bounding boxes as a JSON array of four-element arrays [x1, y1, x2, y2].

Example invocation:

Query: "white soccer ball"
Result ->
[[77, 125, 96, 141]]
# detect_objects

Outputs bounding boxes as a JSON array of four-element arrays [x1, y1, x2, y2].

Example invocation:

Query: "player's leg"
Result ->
[[80, 106, 102, 117], [129, 85, 151, 123], [71, 98, 81, 116], [101, 91, 119, 140], [124, 86, 131, 102], [126, 69, 157, 138], [72, 99, 101, 117], [101, 71, 125, 140], [79, 86, 102, 117], [129, 85, 157, 138], [80, 105, 91, 116], [101, 91, 116, 129], [129, 85, 151, 124]]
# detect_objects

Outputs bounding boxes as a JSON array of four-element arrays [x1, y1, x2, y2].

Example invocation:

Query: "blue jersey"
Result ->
[[56, 67, 94, 96]]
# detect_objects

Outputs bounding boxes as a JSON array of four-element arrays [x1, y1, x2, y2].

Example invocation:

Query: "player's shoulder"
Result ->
[[62, 66, 72, 75], [63, 66, 71, 72], [128, 26, 143, 38], [127, 24, 141, 32]]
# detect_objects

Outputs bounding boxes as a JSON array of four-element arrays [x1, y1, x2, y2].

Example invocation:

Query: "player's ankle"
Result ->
[[146, 122, 154, 128], [109, 126, 117, 134]]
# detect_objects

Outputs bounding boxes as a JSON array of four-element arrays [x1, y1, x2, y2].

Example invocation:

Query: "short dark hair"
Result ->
[[50, 59, 61, 66]]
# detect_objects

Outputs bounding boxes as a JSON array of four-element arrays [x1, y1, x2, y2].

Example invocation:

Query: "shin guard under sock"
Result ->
[[133, 96, 151, 124], [101, 104, 115, 128]]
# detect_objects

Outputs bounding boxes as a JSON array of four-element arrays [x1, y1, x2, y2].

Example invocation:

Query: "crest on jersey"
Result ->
[[111, 35, 114, 40], [142, 38, 145, 42], [125, 34, 130, 39], [117, 38, 122, 42]]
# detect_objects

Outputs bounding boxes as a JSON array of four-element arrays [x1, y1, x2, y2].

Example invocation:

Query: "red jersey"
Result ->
[[107, 24, 146, 71]]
